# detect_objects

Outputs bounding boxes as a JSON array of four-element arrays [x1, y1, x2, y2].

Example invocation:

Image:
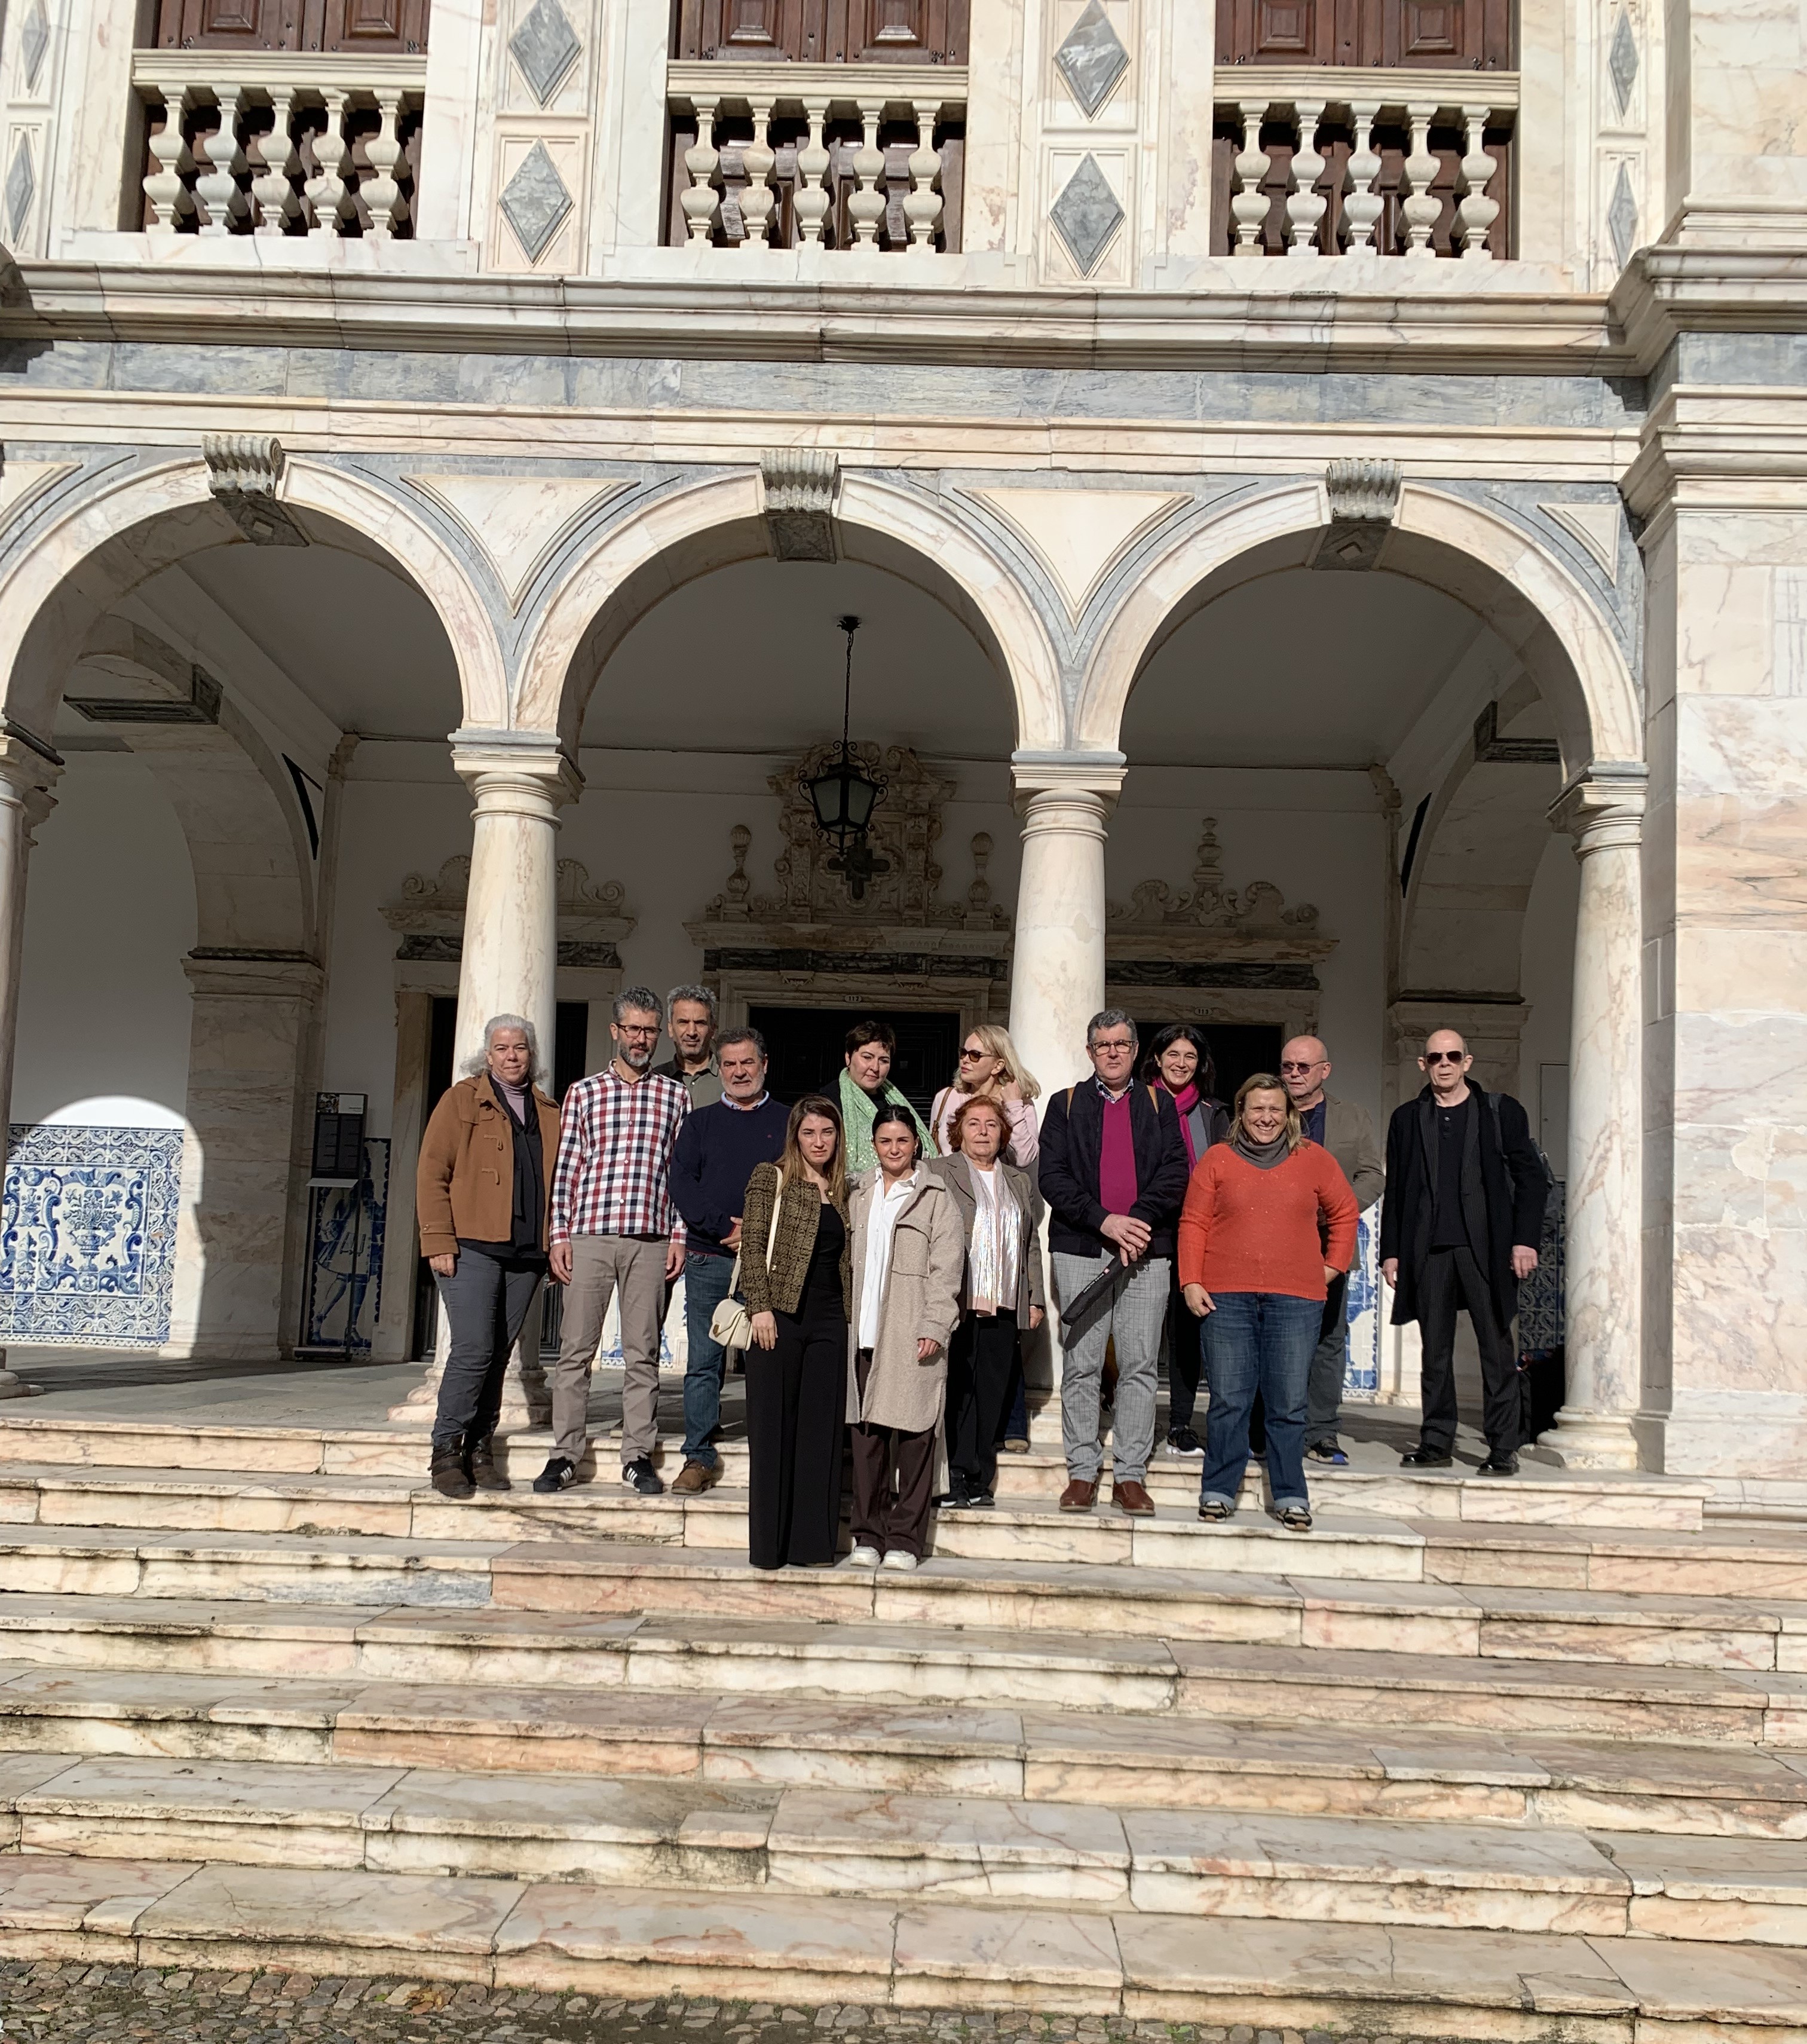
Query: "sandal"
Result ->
[[1197, 1500, 1233, 1523], [1275, 1504, 1313, 1533]]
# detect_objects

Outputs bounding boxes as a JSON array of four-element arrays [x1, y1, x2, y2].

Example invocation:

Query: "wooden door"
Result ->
[[1215, 0, 1509, 65], [150, 0, 427, 53], [673, 0, 966, 63]]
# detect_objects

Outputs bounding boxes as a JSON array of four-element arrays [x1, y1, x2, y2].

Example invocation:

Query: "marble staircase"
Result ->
[[4, 1413, 1807, 2033]]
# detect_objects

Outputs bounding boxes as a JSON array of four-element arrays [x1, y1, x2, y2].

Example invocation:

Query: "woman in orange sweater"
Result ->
[[1178, 1073, 1359, 1533]]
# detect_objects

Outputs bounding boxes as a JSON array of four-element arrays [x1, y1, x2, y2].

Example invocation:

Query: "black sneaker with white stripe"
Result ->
[[623, 1455, 664, 1496]]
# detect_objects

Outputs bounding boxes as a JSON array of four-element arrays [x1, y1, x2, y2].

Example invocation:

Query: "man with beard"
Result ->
[[540, 987, 689, 1496]]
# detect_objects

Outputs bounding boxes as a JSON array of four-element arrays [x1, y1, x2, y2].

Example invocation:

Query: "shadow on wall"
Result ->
[[0, 1097, 187, 1349]]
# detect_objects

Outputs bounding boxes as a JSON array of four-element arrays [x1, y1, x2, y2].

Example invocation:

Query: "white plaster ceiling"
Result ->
[[1125, 568, 1495, 769], [580, 559, 1016, 758]]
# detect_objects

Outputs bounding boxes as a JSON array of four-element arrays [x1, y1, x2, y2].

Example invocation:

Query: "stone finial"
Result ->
[[1324, 457, 1402, 524], [761, 448, 838, 563], [203, 433, 308, 547]]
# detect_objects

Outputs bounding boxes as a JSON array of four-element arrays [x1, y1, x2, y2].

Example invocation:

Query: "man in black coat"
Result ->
[[1039, 1010, 1191, 1517], [1379, 1028, 1548, 1475]]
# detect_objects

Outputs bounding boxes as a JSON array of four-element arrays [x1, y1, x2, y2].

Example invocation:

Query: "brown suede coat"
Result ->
[[416, 1073, 561, 1259]]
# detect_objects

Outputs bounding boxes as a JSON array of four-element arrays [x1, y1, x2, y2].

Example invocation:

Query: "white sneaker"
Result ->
[[880, 1549, 919, 1571], [845, 1544, 881, 1568]]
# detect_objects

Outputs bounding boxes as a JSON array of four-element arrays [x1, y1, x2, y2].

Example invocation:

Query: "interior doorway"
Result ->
[[751, 1006, 961, 1119]]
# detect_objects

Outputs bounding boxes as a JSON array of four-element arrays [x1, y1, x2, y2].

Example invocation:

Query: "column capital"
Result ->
[[449, 729, 583, 813], [183, 948, 324, 1001], [1010, 754, 1126, 824], [1550, 763, 1647, 853], [0, 730, 63, 835]]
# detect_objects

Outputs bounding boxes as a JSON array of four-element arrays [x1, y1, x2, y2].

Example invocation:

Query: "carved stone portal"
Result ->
[[384, 855, 636, 968]]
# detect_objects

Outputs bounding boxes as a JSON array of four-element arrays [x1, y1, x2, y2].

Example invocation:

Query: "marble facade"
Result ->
[[0, 0, 1799, 1480]]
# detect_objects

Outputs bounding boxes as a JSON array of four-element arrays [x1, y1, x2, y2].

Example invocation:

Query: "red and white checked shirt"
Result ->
[[550, 1067, 689, 1246]]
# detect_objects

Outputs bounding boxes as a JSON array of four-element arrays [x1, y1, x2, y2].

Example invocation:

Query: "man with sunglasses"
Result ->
[[1379, 1029, 1547, 1474]]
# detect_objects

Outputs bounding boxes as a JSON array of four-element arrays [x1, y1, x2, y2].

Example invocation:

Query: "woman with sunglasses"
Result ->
[[930, 1025, 1042, 1166]]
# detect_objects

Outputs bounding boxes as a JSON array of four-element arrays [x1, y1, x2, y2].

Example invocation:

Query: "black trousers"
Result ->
[[1163, 1275, 1202, 1431], [1304, 1268, 1350, 1449], [746, 1284, 847, 1570], [431, 1247, 544, 1449], [1417, 1245, 1519, 1456], [947, 1308, 1018, 1496]]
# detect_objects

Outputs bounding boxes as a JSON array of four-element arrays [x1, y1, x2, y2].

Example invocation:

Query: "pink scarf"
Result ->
[[1166, 1080, 1202, 1165]]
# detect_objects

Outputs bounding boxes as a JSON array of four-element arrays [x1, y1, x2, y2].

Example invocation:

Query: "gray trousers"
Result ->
[[1305, 1267, 1350, 1450], [551, 1233, 667, 1466], [1054, 1251, 1169, 1486]]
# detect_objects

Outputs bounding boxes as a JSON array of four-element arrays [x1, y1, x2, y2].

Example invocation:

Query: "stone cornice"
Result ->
[[1608, 247, 1807, 371]]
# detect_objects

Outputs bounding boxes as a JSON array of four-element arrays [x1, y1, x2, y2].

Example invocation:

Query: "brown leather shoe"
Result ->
[[672, 1461, 719, 1494], [1059, 1477, 1099, 1512], [1112, 1479, 1156, 1516]]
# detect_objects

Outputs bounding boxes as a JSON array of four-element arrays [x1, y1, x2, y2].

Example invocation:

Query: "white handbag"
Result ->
[[708, 1196, 779, 1355]]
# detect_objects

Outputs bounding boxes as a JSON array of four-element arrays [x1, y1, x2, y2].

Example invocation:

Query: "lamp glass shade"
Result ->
[[845, 772, 879, 831], [807, 751, 880, 840]]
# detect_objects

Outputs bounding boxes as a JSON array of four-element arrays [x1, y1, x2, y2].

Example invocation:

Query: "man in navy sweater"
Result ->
[[667, 1026, 789, 1491]]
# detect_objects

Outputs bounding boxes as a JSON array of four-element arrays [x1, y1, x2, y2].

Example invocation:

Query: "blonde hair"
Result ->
[[955, 1024, 1041, 1104], [1232, 1073, 1304, 1152]]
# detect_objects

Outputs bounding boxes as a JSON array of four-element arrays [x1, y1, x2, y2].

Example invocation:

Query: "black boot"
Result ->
[[468, 1436, 510, 1492], [430, 1439, 474, 1499]]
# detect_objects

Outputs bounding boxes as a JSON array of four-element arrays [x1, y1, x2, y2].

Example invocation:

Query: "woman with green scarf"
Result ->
[[837, 1019, 936, 1176]]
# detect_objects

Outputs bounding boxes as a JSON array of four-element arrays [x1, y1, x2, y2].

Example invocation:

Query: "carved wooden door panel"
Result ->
[[1215, 0, 1509, 64], [150, 0, 427, 50], [673, 0, 966, 61]]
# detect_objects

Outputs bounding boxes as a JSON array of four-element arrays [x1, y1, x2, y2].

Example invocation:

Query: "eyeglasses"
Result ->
[[1278, 1061, 1322, 1075], [1424, 1050, 1466, 1064], [1091, 1039, 1135, 1054], [617, 1024, 660, 1038], [958, 1047, 988, 1062]]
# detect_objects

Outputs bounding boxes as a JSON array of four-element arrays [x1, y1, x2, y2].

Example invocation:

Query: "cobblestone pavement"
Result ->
[[0, 1962, 1445, 2044]]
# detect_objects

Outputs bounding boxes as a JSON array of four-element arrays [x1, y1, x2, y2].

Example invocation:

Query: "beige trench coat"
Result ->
[[845, 1168, 964, 1434]]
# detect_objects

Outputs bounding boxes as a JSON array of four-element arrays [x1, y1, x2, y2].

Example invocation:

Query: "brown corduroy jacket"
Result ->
[[416, 1073, 561, 1259]]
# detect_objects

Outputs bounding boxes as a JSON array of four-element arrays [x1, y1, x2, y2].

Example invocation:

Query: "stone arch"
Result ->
[[0, 455, 507, 737], [1073, 480, 1641, 778], [512, 470, 1066, 754]]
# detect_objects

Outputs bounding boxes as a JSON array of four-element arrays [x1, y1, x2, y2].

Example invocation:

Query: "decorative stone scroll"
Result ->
[[384, 854, 635, 968], [1316, 457, 1401, 573], [760, 449, 838, 563], [203, 433, 308, 549], [1107, 817, 1335, 996]]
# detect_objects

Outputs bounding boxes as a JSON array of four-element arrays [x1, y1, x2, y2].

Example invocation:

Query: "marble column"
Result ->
[[1007, 760, 1123, 1432], [390, 733, 581, 1433], [0, 738, 60, 1397], [1542, 770, 1647, 1468]]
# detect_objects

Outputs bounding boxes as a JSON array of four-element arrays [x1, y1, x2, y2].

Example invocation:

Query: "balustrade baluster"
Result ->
[[680, 97, 721, 242], [1284, 99, 1326, 255], [1230, 104, 1271, 255], [143, 91, 189, 234], [1399, 100, 1442, 256], [1456, 106, 1499, 259], [738, 101, 777, 247], [903, 109, 942, 252], [195, 85, 244, 235], [793, 97, 831, 244], [847, 102, 887, 244], [361, 88, 405, 238], [306, 88, 351, 236], [1341, 99, 1383, 252], [252, 88, 298, 235]]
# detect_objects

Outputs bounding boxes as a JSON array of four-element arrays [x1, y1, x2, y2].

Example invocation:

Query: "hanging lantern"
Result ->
[[806, 614, 886, 849]]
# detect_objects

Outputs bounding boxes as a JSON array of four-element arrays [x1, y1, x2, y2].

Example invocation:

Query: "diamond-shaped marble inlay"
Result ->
[[1606, 159, 1638, 270], [5, 136, 34, 243], [499, 139, 572, 262], [19, 0, 50, 91], [509, 0, 581, 106], [1608, 10, 1638, 117], [1055, 0, 1129, 118], [1050, 153, 1123, 276]]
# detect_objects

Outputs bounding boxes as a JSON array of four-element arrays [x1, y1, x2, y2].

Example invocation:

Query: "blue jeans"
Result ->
[[1197, 1292, 1323, 1513], [682, 1250, 736, 1468]]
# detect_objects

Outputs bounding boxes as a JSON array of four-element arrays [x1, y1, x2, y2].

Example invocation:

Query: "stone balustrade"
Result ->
[[666, 62, 966, 252], [1213, 69, 1517, 259], [133, 53, 426, 239]]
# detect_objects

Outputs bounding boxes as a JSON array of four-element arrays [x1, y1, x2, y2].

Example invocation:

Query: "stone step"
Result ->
[[7, 1520, 1807, 1674], [2, 1596, 1805, 1739], [3, 1851, 1806, 2030], [0, 1412, 1712, 1530], [7, 1749, 1807, 1945], [8, 1462, 1803, 1595], [8, 1660, 1807, 1837]]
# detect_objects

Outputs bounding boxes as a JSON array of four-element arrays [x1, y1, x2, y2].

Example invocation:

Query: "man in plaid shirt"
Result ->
[[535, 986, 688, 1496]]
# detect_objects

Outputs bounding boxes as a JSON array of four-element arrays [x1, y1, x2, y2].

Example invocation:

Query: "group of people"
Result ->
[[415, 984, 1549, 1556]]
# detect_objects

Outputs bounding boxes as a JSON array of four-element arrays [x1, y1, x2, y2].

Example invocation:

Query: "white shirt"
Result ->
[[859, 1169, 917, 1351]]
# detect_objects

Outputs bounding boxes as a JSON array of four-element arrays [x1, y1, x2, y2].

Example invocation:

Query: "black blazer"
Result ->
[[1037, 1079, 1191, 1261], [1379, 1084, 1548, 1329]]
